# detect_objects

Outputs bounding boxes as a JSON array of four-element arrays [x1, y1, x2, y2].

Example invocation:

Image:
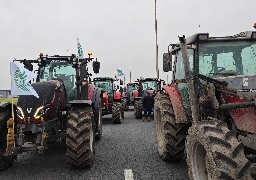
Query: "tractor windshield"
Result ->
[[127, 84, 138, 92], [141, 81, 158, 90], [38, 62, 76, 100], [199, 40, 256, 77], [94, 80, 113, 93]]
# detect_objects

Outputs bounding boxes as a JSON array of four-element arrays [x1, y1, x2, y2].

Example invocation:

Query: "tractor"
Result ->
[[93, 77, 124, 124], [0, 52, 103, 171], [122, 82, 139, 110], [154, 31, 256, 179], [133, 78, 162, 119]]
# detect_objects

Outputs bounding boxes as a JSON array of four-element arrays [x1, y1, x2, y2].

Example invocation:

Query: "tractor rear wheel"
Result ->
[[134, 100, 142, 119], [112, 102, 122, 124], [66, 106, 95, 168], [154, 94, 188, 162], [186, 118, 252, 180], [0, 108, 16, 171]]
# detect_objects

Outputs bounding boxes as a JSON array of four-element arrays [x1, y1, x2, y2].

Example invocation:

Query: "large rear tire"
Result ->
[[154, 94, 188, 162], [0, 108, 16, 171], [186, 118, 252, 180], [134, 100, 142, 119], [66, 106, 95, 168], [112, 102, 122, 124]]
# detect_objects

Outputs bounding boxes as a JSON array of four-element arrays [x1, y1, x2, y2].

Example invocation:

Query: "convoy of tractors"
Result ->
[[1, 29, 256, 180]]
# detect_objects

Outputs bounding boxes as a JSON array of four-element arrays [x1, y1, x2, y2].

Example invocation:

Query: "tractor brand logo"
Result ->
[[27, 108, 32, 113], [243, 78, 248, 87], [14, 69, 30, 92], [51, 60, 66, 62]]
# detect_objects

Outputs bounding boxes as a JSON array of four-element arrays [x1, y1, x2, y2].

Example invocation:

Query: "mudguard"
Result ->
[[102, 92, 109, 108], [88, 84, 95, 101], [0, 102, 16, 123], [91, 87, 102, 111], [122, 92, 127, 97], [114, 91, 121, 101], [163, 84, 188, 123], [131, 90, 139, 98]]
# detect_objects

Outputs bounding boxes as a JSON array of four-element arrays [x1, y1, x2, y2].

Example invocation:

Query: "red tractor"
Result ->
[[93, 77, 124, 124], [122, 82, 139, 110], [0, 53, 103, 170], [155, 31, 256, 179], [133, 78, 162, 119]]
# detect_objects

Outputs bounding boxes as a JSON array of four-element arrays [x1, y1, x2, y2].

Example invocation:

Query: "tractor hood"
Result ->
[[17, 81, 60, 120], [215, 75, 256, 100]]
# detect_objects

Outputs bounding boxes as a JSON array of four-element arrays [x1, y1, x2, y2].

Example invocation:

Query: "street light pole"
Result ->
[[155, 0, 159, 79]]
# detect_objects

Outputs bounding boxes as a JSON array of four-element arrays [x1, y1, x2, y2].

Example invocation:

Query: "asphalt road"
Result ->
[[0, 110, 188, 180]]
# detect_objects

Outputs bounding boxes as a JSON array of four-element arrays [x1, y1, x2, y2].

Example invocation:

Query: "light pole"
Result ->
[[155, 0, 159, 79]]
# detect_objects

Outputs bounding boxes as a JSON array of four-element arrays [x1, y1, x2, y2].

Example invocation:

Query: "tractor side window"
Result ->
[[174, 49, 194, 79], [241, 44, 256, 74]]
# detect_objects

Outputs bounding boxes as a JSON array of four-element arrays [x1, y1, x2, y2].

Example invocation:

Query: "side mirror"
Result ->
[[23, 59, 33, 71], [163, 53, 172, 72], [93, 61, 100, 74]]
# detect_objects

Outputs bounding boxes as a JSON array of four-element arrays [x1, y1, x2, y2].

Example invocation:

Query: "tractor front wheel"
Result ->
[[95, 105, 102, 141], [122, 98, 129, 111], [186, 118, 252, 180], [0, 109, 16, 171], [134, 100, 142, 119], [66, 106, 95, 168], [154, 94, 188, 162], [112, 102, 122, 124]]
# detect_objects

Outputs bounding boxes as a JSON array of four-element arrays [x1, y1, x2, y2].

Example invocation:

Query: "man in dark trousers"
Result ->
[[142, 92, 154, 122]]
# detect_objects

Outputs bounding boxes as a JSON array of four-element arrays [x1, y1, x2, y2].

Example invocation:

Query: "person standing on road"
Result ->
[[142, 92, 154, 122]]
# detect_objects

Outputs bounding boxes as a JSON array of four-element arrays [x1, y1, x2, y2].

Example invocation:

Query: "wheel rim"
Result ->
[[192, 142, 214, 180]]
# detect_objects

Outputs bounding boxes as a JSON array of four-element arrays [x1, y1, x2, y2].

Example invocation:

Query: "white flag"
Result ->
[[117, 68, 125, 77], [77, 37, 84, 58], [10, 62, 39, 98]]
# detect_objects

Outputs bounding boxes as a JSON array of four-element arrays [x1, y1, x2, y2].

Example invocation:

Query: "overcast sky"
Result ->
[[0, 0, 255, 90]]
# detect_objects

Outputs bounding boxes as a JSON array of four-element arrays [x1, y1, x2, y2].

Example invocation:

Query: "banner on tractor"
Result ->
[[77, 37, 84, 58], [116, 68, 125, 77], [10, 62, 39, 98]]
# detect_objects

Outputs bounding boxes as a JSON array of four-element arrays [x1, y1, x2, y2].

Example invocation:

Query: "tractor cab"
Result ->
[[138, 78, 161, 97], [93, 77, 124, 122]]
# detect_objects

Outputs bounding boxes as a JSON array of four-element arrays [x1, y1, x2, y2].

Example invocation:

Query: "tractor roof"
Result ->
[[127, 82, 138, 85], [169, 31, 256, 51], [141, 78, 159, 82], [93, 77, 115, 81]]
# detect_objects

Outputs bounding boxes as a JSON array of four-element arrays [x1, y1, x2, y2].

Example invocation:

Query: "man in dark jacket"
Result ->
[[142, 92, 154, 122]]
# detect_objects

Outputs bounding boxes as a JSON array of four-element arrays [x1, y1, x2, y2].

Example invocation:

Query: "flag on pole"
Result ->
[[10, 62, 39, 98], [77, 37, 84, 58], [117, 68, 125, 77]]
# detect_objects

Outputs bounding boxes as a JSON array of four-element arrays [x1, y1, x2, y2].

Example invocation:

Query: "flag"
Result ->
[[10, 62, 39, 98], [117, 68, 125, 77], [77, 37, 84, 58]]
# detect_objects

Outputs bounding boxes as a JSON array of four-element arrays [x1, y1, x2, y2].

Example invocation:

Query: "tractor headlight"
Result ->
[[17, 106, 25, 119], [34, 106, 44, 119]]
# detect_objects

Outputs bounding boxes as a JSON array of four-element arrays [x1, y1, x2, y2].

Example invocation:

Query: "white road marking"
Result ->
[[124, 169, 134, 180]]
